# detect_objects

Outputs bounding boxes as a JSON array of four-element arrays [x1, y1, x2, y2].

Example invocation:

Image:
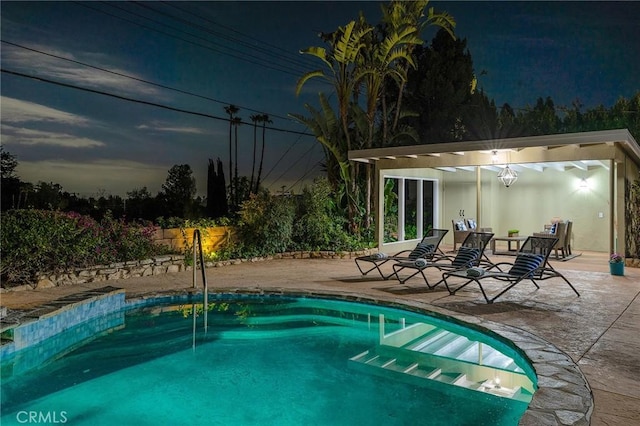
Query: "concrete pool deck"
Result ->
[[1, 248, 638, 426]]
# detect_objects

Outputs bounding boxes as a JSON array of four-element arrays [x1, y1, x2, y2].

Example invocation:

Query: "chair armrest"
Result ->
[[532, 232, 551, 237]]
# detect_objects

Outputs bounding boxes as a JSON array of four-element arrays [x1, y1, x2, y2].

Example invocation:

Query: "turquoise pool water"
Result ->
[[1, 296, 536, 425]]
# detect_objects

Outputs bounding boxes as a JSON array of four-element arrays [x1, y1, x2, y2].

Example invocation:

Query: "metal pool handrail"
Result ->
[[192, 229, 208, 333]]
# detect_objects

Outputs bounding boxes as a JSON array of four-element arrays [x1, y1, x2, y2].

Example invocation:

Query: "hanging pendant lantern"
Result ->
[[498, 165, 518, 187]]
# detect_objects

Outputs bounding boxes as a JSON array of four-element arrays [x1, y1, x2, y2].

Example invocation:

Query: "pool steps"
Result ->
[[350, 349, 531, 402], [349, 321, 534, 403]]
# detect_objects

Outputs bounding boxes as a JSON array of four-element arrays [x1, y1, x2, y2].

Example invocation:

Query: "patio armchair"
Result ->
[[391, 231, 494, 288], [354, 228, 448, 280], [442, 236, 580, 304], [451, 219, 472, 252], [533, 220, 568, 259], [564, 220, 573, 255]]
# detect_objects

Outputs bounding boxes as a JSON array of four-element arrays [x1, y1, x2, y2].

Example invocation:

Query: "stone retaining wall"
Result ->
[[14, 249, 379, 291], [33, 255, 186, 290], [4, 247, 636, 292]]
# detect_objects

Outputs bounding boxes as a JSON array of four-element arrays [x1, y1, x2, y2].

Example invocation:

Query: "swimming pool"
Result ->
[[1, 295, 536, 425]]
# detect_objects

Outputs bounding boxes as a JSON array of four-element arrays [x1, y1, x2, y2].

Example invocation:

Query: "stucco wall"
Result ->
[[380, 165, 611, 253], [448, 166, 610, 252]]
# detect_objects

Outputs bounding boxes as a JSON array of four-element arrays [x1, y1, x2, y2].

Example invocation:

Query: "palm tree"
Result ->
[[294, 1, 455, 232], [356, 8, 424, 227], [296, 20, 373, 232], [232, 116, 242, 208], [224, 104, 239, 205], [380, 1, 455, 135], [249, 114, 260, 193], [296, 20, 372, 155], [291, 94, 364, 232], [255, 114, 272, 193]]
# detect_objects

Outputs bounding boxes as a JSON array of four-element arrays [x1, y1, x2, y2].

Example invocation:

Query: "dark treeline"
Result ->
[[0, 155, 233, 225]]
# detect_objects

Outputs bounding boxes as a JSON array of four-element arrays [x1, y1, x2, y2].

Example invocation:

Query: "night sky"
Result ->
[[1, 1, 638, 197]]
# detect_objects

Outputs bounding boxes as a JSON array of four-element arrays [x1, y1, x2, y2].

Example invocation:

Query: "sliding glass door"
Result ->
[[383, 176, 437, 243]]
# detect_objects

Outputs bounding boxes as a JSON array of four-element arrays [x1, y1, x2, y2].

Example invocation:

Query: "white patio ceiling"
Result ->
[[348, 129, 640, 171], [436, 159, 610, 174]]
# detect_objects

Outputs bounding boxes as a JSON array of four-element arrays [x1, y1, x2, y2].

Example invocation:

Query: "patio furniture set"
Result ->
[[454, 217, 574, 259], [354, 227, 580, 304]]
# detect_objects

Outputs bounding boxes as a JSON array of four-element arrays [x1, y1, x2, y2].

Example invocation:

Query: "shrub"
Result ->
[[292, 178, 359, 251], [155, 216, 233, 229], [0, 210, 170, 286], [236, 193, 295, 257]]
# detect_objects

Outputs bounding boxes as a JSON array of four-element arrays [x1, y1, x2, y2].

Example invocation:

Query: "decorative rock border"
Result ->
[[26, 255, 186, 290], [2, 250, 379, 292]]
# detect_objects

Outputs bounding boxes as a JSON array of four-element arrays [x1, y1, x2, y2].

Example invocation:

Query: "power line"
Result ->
[[261, 133, 307, 182], [161, 1, 319, 69], [109, 1, 310, 75], [268, 138, 322, 190], [1, 39, 295, 123], [1, 68, 315, 137], [288, 162, 323, 192], [73, 1, 309, 79], [133, 1, 317, 72]]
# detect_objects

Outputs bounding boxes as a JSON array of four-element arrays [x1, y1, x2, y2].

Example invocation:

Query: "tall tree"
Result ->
[[161, 164, 196, 218], [357, 0, 455, 227], [216, 157, 229, 217], [206, 158, 216, 217], [232, 116, 243, 209], [255, 113, 272, 193], [249, 114, 260, 193], [0, 148, 21, 210], [379, 0, 455, 138], [399, 29, 474, 143], [521, 97, 561, 135], [295, 20, 374, 232], [224, 104, 239, 207], [295, 1, 455, 232]]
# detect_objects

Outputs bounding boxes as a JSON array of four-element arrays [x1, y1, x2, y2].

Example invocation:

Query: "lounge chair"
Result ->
[[391, 232, 495, 288], [442, 236, 580, 304], [354, 228, 448, 280]]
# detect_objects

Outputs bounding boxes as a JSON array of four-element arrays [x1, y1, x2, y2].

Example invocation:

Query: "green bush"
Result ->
[[0, 210, 169, 286], [235, 193, 296, 257], [292, 178, 360, 251], [155, 216, 233, 229]]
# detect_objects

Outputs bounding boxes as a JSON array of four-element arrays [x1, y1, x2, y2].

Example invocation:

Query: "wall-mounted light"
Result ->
[[579, 178, 589, 190]]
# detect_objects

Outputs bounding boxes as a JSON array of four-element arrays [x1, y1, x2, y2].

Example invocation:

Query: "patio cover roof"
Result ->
[[348, 129, 640, 171]]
